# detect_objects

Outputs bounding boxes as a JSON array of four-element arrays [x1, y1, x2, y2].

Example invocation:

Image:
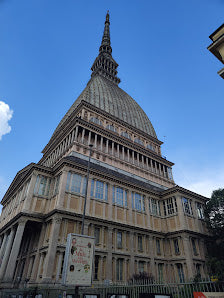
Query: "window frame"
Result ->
[[117, 231, 123, 249], [173, 238, 180, 255], [113, 186, 128, 207], [138, 235, 143, 251], [182, 197, 193, 215], [132, 192, 145, 212], [91, 179, 108, 202]]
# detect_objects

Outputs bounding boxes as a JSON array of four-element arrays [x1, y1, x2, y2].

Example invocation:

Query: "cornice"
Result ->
[[41, 100, 163, 157], [40, 115, 173, 167], [160, 185, 208, 201], [1, 163, 53, 205], [53, 156, 162, 196], [43, 209, 208, 238]]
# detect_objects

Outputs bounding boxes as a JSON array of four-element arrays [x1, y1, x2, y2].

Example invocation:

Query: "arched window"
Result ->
[[106, 124, 117, 132], [90, 117, 102, 126], [121, 131, 131, 139], [134, 138, 144, 146]]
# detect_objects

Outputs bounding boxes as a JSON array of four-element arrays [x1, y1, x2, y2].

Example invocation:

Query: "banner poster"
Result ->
[[193, 292, 224, 298], [62, 233, 95, 286]]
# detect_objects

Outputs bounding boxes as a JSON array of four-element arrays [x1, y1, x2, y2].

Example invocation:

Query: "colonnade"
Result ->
[[0, 220, 26, 283], [44, 125, 172, 182]]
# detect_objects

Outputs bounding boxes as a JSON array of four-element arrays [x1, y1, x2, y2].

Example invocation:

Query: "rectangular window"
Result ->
[[90, 179, 108, 201], [176, 263, 185, 283], [196, 264, 201, 276], [94, 255, 99, 280], [39, 176, 47, 195], [163, 197, 178, 216], [139, 261, 144, 273], [66, 172, 86, 195], [117, 231, 122, 249], [150, 198, 161, 216], [94, 227, 100, 245], [158, 263, 164, 282], [34, 175, 51, 197], [112, 186, 128, 207], [196, 202, 204, 219], [156, 238, 161, 255], [174, 239, 180, 255], [192, 238, 198, 255], [182, 197, 193, 215], [132, 192, 145, 212], [138, 235, 143, 251], [167, 167, 173, 180], [116, 258, 123, 281]]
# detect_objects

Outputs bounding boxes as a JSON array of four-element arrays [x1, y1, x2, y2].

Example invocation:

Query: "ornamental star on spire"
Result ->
[[91, 11, 121, 85]]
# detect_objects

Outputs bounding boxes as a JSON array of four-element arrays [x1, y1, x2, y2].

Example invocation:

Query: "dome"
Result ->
[[53, 74, 157, 138], [52, 12, 157, 140]]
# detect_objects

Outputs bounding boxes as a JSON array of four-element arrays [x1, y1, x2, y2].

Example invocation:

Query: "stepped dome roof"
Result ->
[[52, 12, 157, 139], [54, 74, 157, 138]]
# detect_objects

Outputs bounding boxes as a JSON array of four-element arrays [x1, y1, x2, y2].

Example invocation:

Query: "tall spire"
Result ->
[[99, 11, 112, 54], [91, 12, 121, 85]]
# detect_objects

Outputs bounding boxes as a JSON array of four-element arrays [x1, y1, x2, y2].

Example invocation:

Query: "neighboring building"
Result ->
[[0, 13, 208, 287], [208, 23, 224, 79]]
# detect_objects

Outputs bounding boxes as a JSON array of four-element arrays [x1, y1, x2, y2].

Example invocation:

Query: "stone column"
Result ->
[[88, 131, 92, 145], [41, 216, 62, 283], [117, 144, 120, 158], [71, 128, 75, 142], [150, 159, 153, 172], [36, 253, 44, 281], [148, 237, 156, 277], [127, 149, 130, 162], [132, 151, 135, 164], [56, 170, 68, 208], [100, 136, 103, 151], [0, 233, 7, 262], [106, 227, 113, 280], [146, 157, 149, 169], [108, 184, 113, 219], [112, 142, 114, 156], [106, 139, 109, 154], [129, 231, 135, 276], [0, 227, 16, 280], [81, 128, 85, 144], [74, 126, 79, 142], [4, 220, 27, 282], [137, 153, 140, 166], [183, 235, 194, 279], [94, 133, 97, 148], [127, 191, 132, 223], [122, 146, 125, 160], [56, 252, 63, 282], [30, 223, 46, 281]]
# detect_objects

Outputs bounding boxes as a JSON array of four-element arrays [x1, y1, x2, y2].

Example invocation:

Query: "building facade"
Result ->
[[0, 13, 208, 287], [208, 23, 224, 79]]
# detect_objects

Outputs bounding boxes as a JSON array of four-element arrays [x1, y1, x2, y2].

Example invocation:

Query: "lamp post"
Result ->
[[81, 144, 93, 235]]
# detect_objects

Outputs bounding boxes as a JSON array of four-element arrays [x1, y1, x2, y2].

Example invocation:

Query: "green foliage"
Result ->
[[205, 188, 224, 280], [129, 272, 155, 284]]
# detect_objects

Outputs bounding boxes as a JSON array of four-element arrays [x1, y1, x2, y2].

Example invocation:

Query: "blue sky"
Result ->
[[0, 0, 223, 203]]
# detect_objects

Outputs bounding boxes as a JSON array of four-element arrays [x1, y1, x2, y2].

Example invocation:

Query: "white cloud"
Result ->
[[0, 101, 13, 140], [174, 166, 224, 198]]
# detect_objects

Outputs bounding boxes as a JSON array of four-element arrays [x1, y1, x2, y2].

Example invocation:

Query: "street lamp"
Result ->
[[81, 144, 93, 235]]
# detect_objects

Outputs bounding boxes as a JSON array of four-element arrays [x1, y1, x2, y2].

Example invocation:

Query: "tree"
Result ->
[[128, 272, 155, 284], [204, 188, 224, 280]]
